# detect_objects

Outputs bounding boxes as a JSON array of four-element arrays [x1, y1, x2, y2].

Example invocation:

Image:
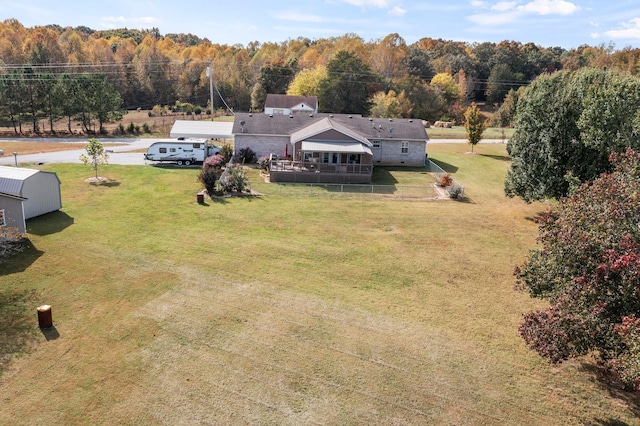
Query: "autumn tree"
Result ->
[[287, 65, 327, 96], [370, 90, 411, 118], [369, 33, 408, 80], [517, 149, 640, 391], [394, 76, 445, 122], [463, 102, 485, 153], [430, 72, 459, 104]]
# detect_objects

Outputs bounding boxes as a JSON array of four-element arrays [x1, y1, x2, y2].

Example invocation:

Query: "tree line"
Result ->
[[2, 18, 640, 131], [0, 69, 123, 134]]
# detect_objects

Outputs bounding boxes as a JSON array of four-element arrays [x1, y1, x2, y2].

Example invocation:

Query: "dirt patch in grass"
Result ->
[[0, 141, 89, 156]]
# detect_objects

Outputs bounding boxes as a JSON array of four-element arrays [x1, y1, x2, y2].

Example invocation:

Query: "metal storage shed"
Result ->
[[0, 166, 62, 221], [0, 191, 27, 233]]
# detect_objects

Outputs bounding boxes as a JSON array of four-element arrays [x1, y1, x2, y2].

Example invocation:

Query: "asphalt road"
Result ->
[[0, 138, 508, 166], [0, 138, 161, 166]]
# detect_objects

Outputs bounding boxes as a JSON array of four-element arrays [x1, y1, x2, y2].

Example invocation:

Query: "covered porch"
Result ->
[[269, 140, 373, 183]]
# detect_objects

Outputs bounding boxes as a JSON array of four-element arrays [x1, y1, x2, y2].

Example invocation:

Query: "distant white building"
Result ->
[[264, 94, 318, 115], [0, 166, 62, 233]]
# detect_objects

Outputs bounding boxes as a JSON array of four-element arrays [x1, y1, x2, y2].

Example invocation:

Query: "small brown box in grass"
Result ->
[[37, 305, 53, 328]]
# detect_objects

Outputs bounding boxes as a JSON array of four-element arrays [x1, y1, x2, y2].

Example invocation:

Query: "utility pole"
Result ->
[[205, 60, 215, 157], [206, 60, 214, 120]]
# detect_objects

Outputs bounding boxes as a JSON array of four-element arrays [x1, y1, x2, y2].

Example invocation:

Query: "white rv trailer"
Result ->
[[144, 139, 221, 165]]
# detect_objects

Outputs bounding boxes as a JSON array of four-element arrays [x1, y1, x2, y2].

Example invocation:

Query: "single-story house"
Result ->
[[0, 166, 62, 233], [232, 112, 428, 183], [264, 94, 318, 115]]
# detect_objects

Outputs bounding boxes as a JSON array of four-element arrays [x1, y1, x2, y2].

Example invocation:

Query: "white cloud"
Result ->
[[467, 10, 521, 26], [470, 0, 487, 7], [491, 1, 516, 12], [102, 16, 127, 24], [389, 6, 406, 16], [468, 0, 578, 28], [340, 0, 389, 7], [132, 17, 160, 26], [604, 17, 640, 40], [517, 0, 579, 16]]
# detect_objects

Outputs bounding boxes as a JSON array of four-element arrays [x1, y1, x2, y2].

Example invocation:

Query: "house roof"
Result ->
[[291, 117, 371, 146], [170, 120, 234, 139], [265, 94, 318, 110], [301, 141, 373, 155], [232, 113, 428, 142]]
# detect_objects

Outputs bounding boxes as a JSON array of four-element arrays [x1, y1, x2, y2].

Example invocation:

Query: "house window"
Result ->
[[0, 209, 5, 227], [401, 141, 409, 154], [159, 148, 167, 153], [372, 140, 381, 148], [192, 143, 200, 149], [170, 148, 177, 152]]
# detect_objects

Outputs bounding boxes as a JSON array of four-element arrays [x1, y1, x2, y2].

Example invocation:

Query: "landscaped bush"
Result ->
[[219, 165, 249, 193], [257, 155, 270, 171], [198, 168, 217, 196], [447, 185, 463, 199], [203, 154, 225, 172], [142, 123, 151, 133], [237, 147, 257, 164], [438, 173, 453, 187], [219, 144, 233, 164]]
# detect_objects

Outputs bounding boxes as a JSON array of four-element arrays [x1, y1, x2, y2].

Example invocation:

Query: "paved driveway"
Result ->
[[0, 138, 160, 166]]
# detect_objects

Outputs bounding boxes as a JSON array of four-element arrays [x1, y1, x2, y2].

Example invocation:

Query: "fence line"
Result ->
[[245, 161, 463, 200], [427, 159, 465, 198], [251, 181, 444, 200]]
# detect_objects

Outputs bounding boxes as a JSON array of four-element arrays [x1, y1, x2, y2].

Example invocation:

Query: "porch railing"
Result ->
[[270, 160, 372, 175]]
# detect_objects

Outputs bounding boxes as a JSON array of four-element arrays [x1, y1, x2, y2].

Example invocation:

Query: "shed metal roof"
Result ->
[[0, 166, 40, 197], [170, 120, 234, 139]]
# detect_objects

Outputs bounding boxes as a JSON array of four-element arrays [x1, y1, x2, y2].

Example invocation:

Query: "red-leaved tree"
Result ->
[[517, 149, 640, 390]]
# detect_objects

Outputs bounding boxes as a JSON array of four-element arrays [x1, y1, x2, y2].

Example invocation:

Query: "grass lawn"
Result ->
[[1, 143, 639, 425], [427, 126, 514, 140]]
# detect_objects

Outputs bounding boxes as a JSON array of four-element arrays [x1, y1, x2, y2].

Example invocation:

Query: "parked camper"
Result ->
[[144, 139, 221, 165]]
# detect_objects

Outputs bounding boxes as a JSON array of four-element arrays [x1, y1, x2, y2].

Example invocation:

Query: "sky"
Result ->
[[2, 0, 640, 50]]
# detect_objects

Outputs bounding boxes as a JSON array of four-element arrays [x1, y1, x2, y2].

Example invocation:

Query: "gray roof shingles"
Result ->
[[233, 113, 428, 141]]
